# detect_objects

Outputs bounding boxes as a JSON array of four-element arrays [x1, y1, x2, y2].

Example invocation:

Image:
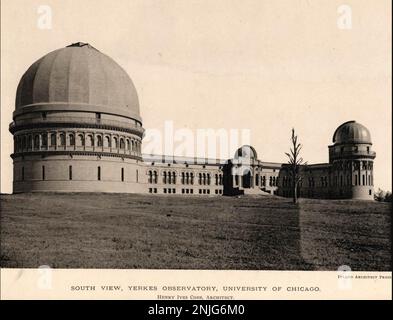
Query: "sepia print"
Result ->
[[0, 0, 391, 299]]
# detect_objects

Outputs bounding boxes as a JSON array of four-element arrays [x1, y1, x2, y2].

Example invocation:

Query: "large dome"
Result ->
[[15, 42, 141, 121], [332, 121, 372, 144]]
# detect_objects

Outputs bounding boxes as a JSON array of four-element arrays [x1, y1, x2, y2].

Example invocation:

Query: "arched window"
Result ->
[[154, 171, 158, 184], [34, 135, 40, 149], [41, 134, 47, 148], [207, 174, 211, 185], [148, 171, 153, 183], [22, 136, 27, 150], [86, 135, 93, 147], [77, 134, 84, 147], [50, 133, 56, 147], [163, 171, 167, 184], [59, 133, 66, 146], [126, 139, 130, 151], [131, 140, 135, 151], [181, 172, 185, 184], [203, 173, 206, 185], [69, 134, 75, 146], [168, 172, 172, 184], [186, 172, 190, 185], [97, 135, 103, 147], [172, 172, 176, 184], [269, 176, 272, 186], [120, 138, 125, 149], [215, 174, 218, 185], [15, 137, 22, 151], [219, 174, 223, 185], [113, 137, 118, 149], [235, 175, 239, 185], [199, 173, 202, 185], [190, 173, 194, 185], [104, 136, 110, 148]]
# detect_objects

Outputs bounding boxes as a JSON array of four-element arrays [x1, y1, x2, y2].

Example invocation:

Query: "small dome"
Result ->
[[333, 121, 372, 144], [15, 42, 141, 121], [234, 145, 258, 160]]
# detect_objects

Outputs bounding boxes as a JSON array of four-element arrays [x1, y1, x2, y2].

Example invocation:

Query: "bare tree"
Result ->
[[285, 128, 307, 203]]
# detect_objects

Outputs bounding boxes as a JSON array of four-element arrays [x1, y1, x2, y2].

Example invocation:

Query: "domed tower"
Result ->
[[231, 145, 259, 189], [329, 121, 376, 200], [10, 42, 145, 193]]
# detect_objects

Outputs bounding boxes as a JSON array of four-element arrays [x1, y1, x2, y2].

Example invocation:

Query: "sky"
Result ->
[[1, 0, 391, 193]]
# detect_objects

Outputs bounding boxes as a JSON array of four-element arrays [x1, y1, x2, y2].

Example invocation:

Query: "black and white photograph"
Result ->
[[0, 0, 391, 300]]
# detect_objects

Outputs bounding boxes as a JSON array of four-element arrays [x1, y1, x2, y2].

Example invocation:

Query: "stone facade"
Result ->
[[10, 43, 376, 200]]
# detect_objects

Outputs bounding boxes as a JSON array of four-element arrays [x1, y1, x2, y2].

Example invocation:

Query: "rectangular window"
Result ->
[[173, 188, 176, 194], [149, 188, 152, 193], [190, 189, 193, 194], [69, 165, 72, 180], [154, 188, 157, 193], [121, 168, 124, 182], [369, 190, 372, 195], [98, 166, 101, 181], [164, 188, 167, 193], [42, 166, 45, 180]]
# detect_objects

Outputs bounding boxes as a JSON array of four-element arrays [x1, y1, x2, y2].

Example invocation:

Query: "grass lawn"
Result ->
[[0, 193, 390, 270]]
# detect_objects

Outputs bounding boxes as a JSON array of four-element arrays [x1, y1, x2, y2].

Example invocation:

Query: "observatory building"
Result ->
[[10, 43, 376, 200]]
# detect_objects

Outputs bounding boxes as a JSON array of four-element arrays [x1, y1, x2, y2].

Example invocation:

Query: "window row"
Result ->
[[19, 166, 136, 183], [147, 170, 223, 186], [164, 188, 176, 194], [14, 133, 141, 153], [334, 160, 373, 171], [234, 175, 278, 187], [148, 187, 223, 195]]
